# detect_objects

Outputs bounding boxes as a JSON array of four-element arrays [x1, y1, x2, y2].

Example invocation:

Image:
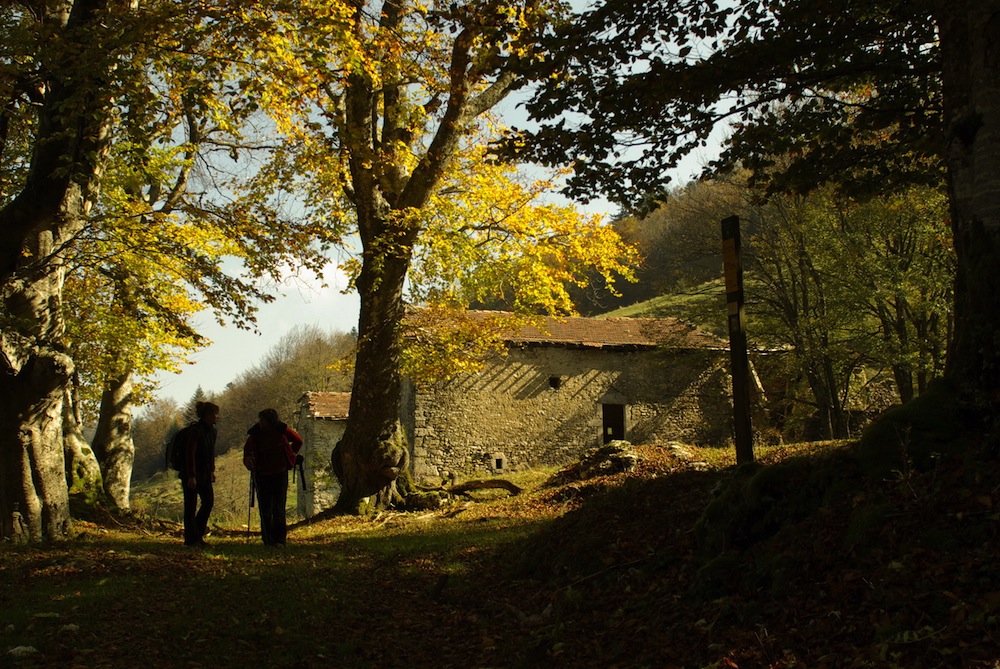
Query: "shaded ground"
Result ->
[[2, 442, 998, 668]]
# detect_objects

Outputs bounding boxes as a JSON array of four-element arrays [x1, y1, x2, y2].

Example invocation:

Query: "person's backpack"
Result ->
[[165, 425, 194, 472]]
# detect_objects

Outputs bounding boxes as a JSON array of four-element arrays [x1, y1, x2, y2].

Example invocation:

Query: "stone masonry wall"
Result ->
[[294, 408, 344, 518], [405, 345, 732, 483]]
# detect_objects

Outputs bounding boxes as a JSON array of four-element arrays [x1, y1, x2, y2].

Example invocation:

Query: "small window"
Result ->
[[495, 458, 505, 470], [549, 376, 562, 390]]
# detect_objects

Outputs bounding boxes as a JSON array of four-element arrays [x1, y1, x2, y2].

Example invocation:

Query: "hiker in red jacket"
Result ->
[[243, 408, 303, 546], [182, 401, 219, 547]]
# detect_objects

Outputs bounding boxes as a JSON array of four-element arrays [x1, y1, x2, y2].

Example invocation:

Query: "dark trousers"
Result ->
[[183, 481, 214, 545], [255, 472, 288, 545]]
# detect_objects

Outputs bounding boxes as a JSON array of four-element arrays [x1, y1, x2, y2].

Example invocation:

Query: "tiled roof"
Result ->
[[507, 315, 726, 350], [300, 391, 351, 420], [456, 311, 727, 350]]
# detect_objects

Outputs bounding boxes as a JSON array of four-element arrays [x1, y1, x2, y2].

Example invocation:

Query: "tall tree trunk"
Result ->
[[328, 1, 521, 512], [885, 299, 916, 405], [804, 367, 835, 440], [802, 353, 853, 440], [0, 216, 82, 541], [333, 248, 411, 513], [91, 370, 135, 510], [938, 2, 1000, 410], [0, 341, 74, 542], [63, 381, 103, 504], [890, 361, 916, 406], [0, 0, 117, 541]]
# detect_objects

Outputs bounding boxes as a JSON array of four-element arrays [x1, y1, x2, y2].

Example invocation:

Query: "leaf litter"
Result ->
[[0, 442, 997, 668]]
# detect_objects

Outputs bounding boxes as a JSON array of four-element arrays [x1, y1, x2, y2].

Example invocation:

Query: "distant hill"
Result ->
[[598, 279, 727, 338]]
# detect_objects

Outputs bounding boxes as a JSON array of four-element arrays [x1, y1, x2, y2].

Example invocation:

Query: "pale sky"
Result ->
[[154, 262, 360, 404]]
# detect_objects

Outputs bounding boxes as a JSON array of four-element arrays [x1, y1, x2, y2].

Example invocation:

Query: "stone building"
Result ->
[[297, 314, 735, 516], [295, 391, 349, 517], [401, 314, 733, 483]]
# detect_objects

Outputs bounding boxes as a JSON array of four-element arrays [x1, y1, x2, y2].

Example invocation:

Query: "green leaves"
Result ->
[[46, 0, 351, 415], [742, 181, 952, 434]]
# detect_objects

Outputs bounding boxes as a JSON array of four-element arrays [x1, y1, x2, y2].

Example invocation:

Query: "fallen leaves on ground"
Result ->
[[1, 443, 998, 668]]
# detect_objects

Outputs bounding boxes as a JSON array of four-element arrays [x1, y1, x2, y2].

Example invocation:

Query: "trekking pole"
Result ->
[[247, 471, 256, 545], [297, 458, 307, 490], [293, 455, 307, 490]]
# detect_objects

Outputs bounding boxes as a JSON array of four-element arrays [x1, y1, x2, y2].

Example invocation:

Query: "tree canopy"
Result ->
[[0, 0, 354, 537], [226, 0, 637, 512], [509, 0, 943, 206]]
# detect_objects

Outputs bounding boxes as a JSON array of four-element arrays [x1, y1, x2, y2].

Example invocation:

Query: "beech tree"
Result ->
[[0, 0, 337, 538], [0, 0, 132, 541], [63, 245, 203, 510], [63, 115, 336, 509], [246, 0, 636, 511], [510, 0, 1000, 421]]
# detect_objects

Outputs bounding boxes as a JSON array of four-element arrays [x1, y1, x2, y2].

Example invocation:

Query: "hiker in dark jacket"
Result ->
[[243, 408, 303, 546], [182, 401, 220, 547]]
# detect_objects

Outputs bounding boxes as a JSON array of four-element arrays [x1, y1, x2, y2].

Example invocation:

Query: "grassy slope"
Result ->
[[599, 279, 727, 337], [2, 441, 998, 668]]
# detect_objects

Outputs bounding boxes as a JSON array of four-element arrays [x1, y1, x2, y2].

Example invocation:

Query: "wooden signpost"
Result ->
[[722, 215, 754, 465]]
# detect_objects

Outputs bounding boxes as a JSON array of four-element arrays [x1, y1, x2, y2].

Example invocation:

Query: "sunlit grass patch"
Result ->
[[685, 439, 854, 469]]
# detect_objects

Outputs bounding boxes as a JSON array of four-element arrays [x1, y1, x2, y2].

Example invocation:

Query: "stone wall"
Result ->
[[294, 407, 344, 518], [403, 345, 732, 483]]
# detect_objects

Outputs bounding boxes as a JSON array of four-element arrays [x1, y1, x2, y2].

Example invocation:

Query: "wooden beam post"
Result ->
[[722, 215, 754, 465]]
